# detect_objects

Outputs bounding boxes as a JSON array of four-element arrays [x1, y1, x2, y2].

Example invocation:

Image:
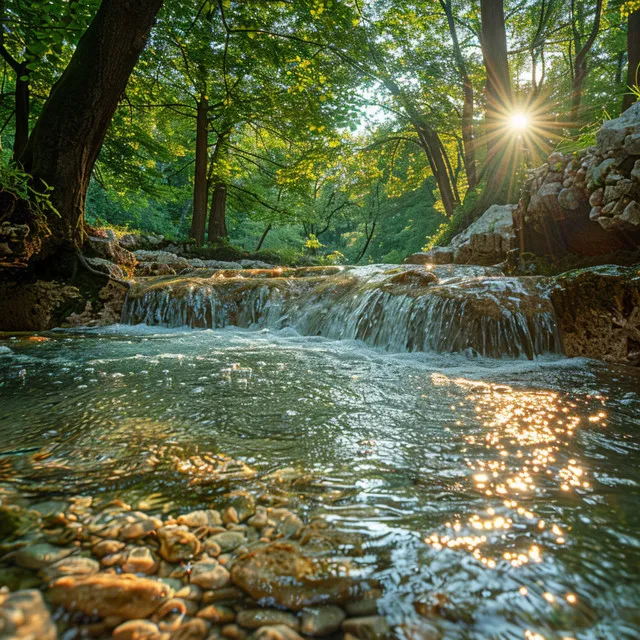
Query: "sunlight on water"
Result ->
[[0, 326, 639, 639]]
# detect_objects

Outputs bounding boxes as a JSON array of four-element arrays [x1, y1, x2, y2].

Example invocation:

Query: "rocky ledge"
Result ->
[[0, 495, 392, 640]]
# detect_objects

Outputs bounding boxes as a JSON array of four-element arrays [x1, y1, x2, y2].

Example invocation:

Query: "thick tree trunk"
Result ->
[[622, 8, 640, 112], [18, 0, 164, 259], [569, 0, 603, 122], [190, 95, 209, 246], [207, 183, 228, 243], [480, 0, 513, 205], [441, 0, 477, 190]]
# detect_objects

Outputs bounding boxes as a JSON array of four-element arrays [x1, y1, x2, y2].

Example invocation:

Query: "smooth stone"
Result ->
[[175, 583, 203, 602], [230, 542, 354, 611], [249, 625, 304, 640], [0, 589, 57, 639], [177, 510, 222, 528], [202, 587, 245, 604], [190, 561, 231, 590], [113, 618, 161, 639], [14, 543, 73, 569], [342, 616, 391, 640], [171, 618, 212, 640], [48, 573, 170, 619], [93, 539, 126, 557], [236, 609, 301, 630], [206, 531, 245, 553], [157, 526, 200, 563], [40, 555, 100, 583], [300, 605, 346, 636], [197, 603, 236, 623], [122, 546, 159, 575], [222, 623, 248, 640], [279, 514, 303, 539]]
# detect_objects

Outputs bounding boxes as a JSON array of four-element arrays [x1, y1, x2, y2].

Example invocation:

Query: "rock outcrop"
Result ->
[[514, 103, 640, 259], [552, 265, 640, 365], [405, 205, 516, 267]]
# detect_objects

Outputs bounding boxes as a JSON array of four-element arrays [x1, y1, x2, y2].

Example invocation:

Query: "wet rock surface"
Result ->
[[514, 103, 640, 259], [0, 494, 381, 639]]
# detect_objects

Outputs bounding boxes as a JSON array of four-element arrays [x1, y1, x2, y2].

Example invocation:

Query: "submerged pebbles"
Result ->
[[0, 494, 389, 640]]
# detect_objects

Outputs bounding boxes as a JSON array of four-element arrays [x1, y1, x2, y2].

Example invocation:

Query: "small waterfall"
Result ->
[[122, 266, 562, 359]]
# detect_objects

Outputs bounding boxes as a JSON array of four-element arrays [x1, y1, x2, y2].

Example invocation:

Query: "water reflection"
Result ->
[[0, 328, 639, 639]]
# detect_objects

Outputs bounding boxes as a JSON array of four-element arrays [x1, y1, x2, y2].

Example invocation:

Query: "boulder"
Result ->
[[48, 573, 170, 619], [239, 259, 274, 269], [87, 236, 136, 274], [449, 204, 516, 266], [597, 102, 640, 155], [134, 250, 191, 269], [230, 542, 355, 611]]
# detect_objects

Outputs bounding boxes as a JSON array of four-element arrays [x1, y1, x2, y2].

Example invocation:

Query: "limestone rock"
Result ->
[[597, 102, 640, 155], [404, 248, 453, 265], [48, 573, 169, 619], [0, 589, 57, 640]]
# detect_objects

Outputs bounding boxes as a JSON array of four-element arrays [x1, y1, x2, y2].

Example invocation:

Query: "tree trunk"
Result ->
[[13, 68, 29, 159], [480, 0, 513, 204], [569, 0, 603, 122], [382, 78, 457, 217], [441, 0, 477, 190], [190, 95, 209, 246], [623, 8, 640, 112], [207, 183, 228, 243], [255, 223, 272, 251], [18, 0, 164, 258]]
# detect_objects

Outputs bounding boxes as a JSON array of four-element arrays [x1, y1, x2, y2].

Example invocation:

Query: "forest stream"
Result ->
[[1, 266, 639, 640]]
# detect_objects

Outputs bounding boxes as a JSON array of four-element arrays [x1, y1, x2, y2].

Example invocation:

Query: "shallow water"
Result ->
[[1, 326, 639, 639]]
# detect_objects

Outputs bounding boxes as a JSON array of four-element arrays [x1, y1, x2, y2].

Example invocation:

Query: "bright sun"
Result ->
[[510, 113, 528, 130]]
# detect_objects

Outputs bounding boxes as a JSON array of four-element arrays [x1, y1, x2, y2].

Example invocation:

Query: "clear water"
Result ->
[[1, 326, 639, 640]]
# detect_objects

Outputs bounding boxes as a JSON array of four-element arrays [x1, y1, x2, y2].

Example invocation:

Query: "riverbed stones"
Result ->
[[249, 625, 305, 640], [300, 605, 347, 636], [237, 609, 301, 630], [0, 589, 57, 640], [48, 573, 170, 619], [189, 561, 230, 590], [196, 603, 236, 623], [14, 542, 73, 569], [177, 509, 222, 528], [206, 531, 245, 553], [112, 618, 162, 640], [40, 555, 100, 583], [158, 526, 201, 563], [342, 616, 391, 640], [230, 542, 354, 611], [122, 547, 159, 575]]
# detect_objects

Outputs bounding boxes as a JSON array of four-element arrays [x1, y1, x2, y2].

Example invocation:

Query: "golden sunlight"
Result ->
[[510, 113, 529, 130]]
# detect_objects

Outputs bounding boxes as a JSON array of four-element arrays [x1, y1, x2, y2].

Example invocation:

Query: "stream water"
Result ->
[[1, 323, 639, 639]]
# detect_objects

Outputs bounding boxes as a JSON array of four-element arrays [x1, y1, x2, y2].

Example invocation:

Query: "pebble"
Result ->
[[14, 543, 73, 569], [40, 556, 100, 583], [342, 616, 391, 640], [206, 531, 245, 553], [249, 625, 304, 640], [92, 538, 125, 557], [197, 603, 236, 623], [112, 618, 161, 639], [0, 589, 57, 640], [177, 509, 222, 528], [237, 608, 301, 630], [157, 526, 200, 563], [189, 561, 231, 590], [171, 618, 211, 639], [122, 547, 159, 575], [300, 605, 346, 636]]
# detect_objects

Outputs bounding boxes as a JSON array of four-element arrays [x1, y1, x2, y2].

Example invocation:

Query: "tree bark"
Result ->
[[440, 0, 477, 190], [13, 68, 29, 159], [255, 223, 272, 251], [382, 78, 457, 217], [479, 0, 513, 205], [18, 0, 164, 258], [569, 0, 603, 122], [207, 183, 228, 243], [622, 8, 640, 112], [190, 95, 209, 246]]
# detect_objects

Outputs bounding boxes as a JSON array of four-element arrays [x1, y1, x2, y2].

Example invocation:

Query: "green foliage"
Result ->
[[0, 162, 59, 223]]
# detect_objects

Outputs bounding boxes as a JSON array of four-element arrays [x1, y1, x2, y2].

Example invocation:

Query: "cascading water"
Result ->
[[121, 264, 562, 359]]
